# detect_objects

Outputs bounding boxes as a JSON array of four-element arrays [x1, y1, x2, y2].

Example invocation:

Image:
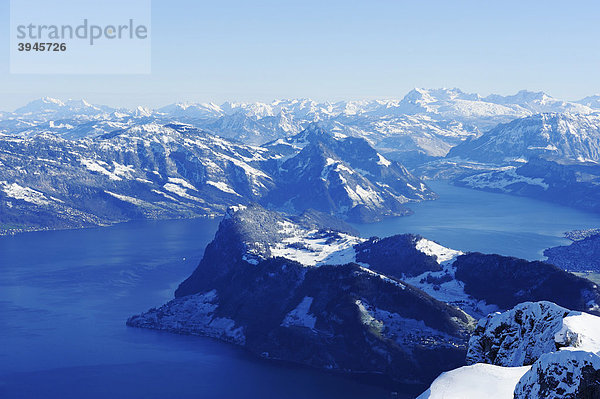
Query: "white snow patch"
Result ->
[[167, 177, 197, 190], [1, 182, 50, 206], [555, 312, 600, 354], [416, 238, 463, 264], [206, 180, 240, 196], [104, 191, 147, 206], [377, 153, 391, 167], [269, 222, 365, 266], [281, 297, 317, 330], [417, 363, 530, 399], [80, 158, 122, 181]]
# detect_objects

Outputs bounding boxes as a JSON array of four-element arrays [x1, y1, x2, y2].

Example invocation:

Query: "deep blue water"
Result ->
[[355, 181, 600, 260], [0, 218, 393, 399], [2, 182, 600, 398]]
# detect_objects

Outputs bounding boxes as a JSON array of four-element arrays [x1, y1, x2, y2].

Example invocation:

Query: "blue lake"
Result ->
[[1, 181, 600, 398], [355, 181, 600, 260]]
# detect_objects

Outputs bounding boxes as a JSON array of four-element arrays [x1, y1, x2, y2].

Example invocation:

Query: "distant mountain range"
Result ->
[[2, 88, 600, 233], [0, 122, 433, 234], [2, 88, 598, 161]]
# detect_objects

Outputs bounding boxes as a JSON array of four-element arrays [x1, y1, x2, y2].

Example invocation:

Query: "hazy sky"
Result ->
[[1, 0, 599, 110]]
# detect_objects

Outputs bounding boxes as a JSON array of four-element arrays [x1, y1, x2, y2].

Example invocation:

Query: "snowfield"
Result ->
[[417, 363, 531, 399]]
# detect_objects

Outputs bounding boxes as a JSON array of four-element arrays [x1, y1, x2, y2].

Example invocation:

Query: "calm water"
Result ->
[[355, 181, 600, 260], [2, 182, 600, 399], [0, 218, 393, 399]]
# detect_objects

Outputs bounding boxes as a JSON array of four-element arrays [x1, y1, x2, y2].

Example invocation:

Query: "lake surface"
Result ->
[[0, 218, 393, 399], [2, 182, 600, 398], [355, 181, 600, 260]]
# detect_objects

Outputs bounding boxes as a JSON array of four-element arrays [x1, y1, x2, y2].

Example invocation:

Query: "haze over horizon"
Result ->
[[2, 0, 599, 110], [5, 87, 600, 113]]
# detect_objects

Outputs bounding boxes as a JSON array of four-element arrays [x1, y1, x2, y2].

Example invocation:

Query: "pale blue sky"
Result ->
[[1, 0, 599, 110]]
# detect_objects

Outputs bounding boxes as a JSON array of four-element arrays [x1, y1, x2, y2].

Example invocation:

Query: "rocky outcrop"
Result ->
[[419, 301, 600, 398], [467, 301, 600, 367], [514, 351, 600, 399]]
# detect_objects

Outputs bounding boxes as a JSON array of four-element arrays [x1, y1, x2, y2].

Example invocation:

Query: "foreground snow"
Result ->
[[417, 363, 530, 399], [421, 301, 600, 398]]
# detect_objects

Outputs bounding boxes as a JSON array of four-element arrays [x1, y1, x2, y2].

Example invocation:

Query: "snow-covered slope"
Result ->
[[449, 113, 600, 163], [417, 363, 530, 399], [0, 122, 434, 233], [467, 301, 600, 367]]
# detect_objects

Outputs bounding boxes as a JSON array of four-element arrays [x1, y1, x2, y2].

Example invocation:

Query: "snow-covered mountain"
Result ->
[[484, 90, 592, 115], [3, 89, 595, 166], [576, 95, 600, 110], [262, 124, 437, 222], [0, 123, 432, 234], [128, 204, 473, 387], [0, 123, 275, 233], [448, 113, 600, 163], [128, 205, 600, 388]]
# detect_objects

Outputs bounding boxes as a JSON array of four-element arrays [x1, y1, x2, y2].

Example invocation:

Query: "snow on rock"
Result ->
[[417, 363, 531, 399], [126, 290, 245, 345], [206, 180, 240, 196], [281, 296, 317, 330], [0, 181, 51, 205], [514, 351, 600, 399], [468, 301, 600, 367]]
